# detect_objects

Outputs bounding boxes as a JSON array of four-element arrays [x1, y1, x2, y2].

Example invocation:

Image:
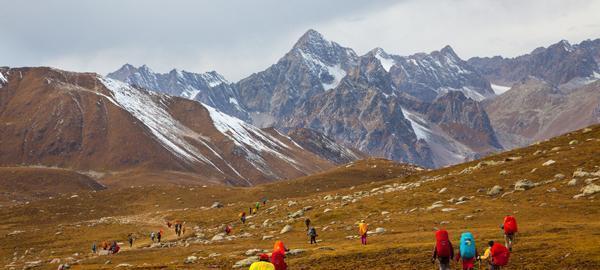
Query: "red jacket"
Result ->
[[270, 251, 287, 270]]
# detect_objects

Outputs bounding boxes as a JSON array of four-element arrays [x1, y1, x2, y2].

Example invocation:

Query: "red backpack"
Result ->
[[503, 216, 518, 234], [435, 230, 452, 257], [491, 243, 510, 266]]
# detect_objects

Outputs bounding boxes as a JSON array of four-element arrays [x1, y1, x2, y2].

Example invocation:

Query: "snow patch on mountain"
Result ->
[[0, 72, 7, 87], [204, 104, 301, 173], [374, 51, 396, 72], [299, 50, 347, 90], [401, 108, 431, 140], [99, 77, 222, 170], [490, 84, 512, 95]]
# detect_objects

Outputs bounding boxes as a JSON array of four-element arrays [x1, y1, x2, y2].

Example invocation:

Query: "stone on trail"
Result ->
[[211, 234, 224, 241], [488, 185, 503, 196], [262, 235, 274, 240], [567, 179, 578, 186], [375, 227, 386, 234], [441, 208, 457, 212], [289, 209, 304, 218], [323, 208, 332, 213], [288, 249, 306, 256], [542, 160, 556, 166], [184, 256, 197, 264], [514, 179, 536, 191], [280, 224, 293, 234], [245, 249, 262, 256], [438, 187, 448, 194], [581, 184, 600, 196], [211, 202, 223, 208], [116, 263, 133, 268], [233, 256, 259, 268]]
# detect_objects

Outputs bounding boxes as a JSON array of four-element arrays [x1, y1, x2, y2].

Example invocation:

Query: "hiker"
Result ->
[[249, 253, 276, 270], [249, 207, 254, 215], [358, 220, 368, 245], [167, 221, 172, 228], [157, 231, 162, 243], [431, 229, 454, 270], [240, 212, 247, 224], [501, 215, 518, 251], [150, 232, 156, 242], [101, 240, 109, 250], [262, 197, 267, 205], [308, 226, 318, 244], [182, 225, 186, 236], [305, 218, 311, 231], [175, 223, 181, 237], [110, 241, 120, 254], [456, 232, 478, 270], [255, 202, 260, 212], [225, 224, 232, 235], [271, 240, 289, 270], [478, 241, 510, 270], [91, 242, 97, 254], [127, 233, 134, 247]]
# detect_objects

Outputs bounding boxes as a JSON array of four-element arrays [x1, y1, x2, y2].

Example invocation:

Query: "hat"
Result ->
[[259, 253, 270, 261]]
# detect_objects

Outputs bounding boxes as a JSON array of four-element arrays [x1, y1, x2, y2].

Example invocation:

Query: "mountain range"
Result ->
[[0, 67, 363, 186]]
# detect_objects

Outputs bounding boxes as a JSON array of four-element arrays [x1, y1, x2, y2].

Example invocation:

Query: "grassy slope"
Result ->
[[0, 126, 599, 269]]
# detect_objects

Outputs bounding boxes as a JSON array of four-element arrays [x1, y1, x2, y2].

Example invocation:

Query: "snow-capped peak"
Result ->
[[371, 47, 396, 72]]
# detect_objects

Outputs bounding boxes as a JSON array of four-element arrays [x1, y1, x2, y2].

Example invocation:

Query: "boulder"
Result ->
[[581, 184, 600, 196], [233, 256, 259, 268], [280, 224, 293, 234], [567, 179, 578, 186], [184, 256, 197, 264], [514, 180, 536, 191], [287, 249, 306, 256], [542, 160, 556, 166], [487, 185, 503, 196]]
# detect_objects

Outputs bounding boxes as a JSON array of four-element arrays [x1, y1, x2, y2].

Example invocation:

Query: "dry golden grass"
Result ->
[[1, 125, 599, 269]]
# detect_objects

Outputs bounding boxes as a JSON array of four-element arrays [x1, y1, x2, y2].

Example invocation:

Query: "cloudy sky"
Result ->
[[1, 0, 599, 81]]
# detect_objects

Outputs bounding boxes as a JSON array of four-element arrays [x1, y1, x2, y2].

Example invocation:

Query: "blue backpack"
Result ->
[[460, 232, 476, 259]]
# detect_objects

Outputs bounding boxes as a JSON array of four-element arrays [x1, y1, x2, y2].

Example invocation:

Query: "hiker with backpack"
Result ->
[[127, 233, 134, 248], [456, 232, 478, 270], [501, 215, 518, 251], [255, 202, 261, 212], [308, 226, 318, 244], [431, 229, 454, 270], [358, 220, 368, 245], [249, 253, 276, 270], [271, 240, 289, 270], [150, 232, 155, 242], [240, 211, 247, 224], [91, 242, 97, 254], [157, 230, 162, 243], [478, 241, 510, 270]]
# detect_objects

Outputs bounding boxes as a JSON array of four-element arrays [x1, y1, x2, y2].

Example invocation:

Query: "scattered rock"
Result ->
[[233, 256, 259, 268], [323, 208, 332, 213], [302, 206, 313, 211], [49, 258, 61, 264], [582, 128, 592, 133], [287, 249, 306, 256], [287, 201, 297, 207], [289, 209, 304, 218], [514, 180, 536, 191], [245, 249, 262, 256], [547, 187, 558, 193], [381, 211, 389, 215], [323, 195, 334, 201], [374, 227, 386, 234], [542, 160, 556, 166], [211, 202, 223, 209], [262, 235, 274, 240], [184, 256, 197, 264], [499, 170, 510, 176], [280, 224, 293, 234], [585, 178, 599, 184], [581, 184, 600, 196], [567, 179, 578, 186], [441, 208, 457, 212], [488, 185, 503, 196], [116, 263, 133, 268], [211, 234, 224, 241], [554, 174, 566, 180], [438, 187, 447, 194], [569, 140, 578, 145], [440, 221, 450, 225]]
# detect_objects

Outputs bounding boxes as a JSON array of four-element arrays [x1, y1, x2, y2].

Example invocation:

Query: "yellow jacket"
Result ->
[[479, 248, 491, 260], [358, 223, 368, 235], [249, 261, 275, 270]]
